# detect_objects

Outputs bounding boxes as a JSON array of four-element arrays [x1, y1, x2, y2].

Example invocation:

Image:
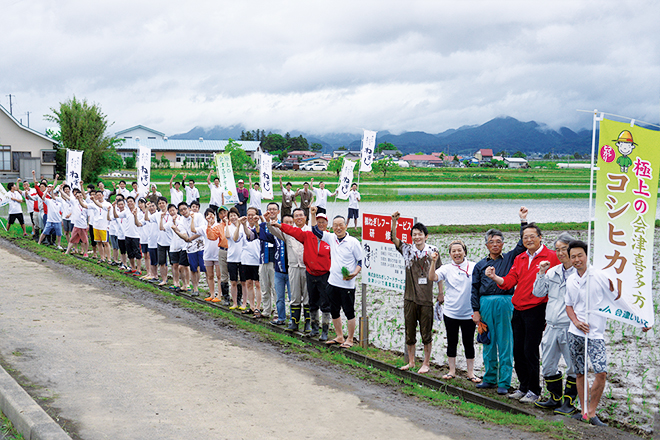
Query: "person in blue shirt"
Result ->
[[471, 206, 528, 395]]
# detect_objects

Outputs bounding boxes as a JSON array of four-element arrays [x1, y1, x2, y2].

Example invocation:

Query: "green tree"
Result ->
[[225, 138, 255, 171], [338, 146, 347, 151], [573, 152, 582, 159], [288, 135, 309, 151], [328, 157, 344, 176], [310, 142, 323, 152], [513, 151, 527, 158], [124, 152, 137, 169], [160, 154, 170, 169], [376, 142, 395, 154], [45, 96, 124, 183], [372, 158, 399, 177], [261, 133, 287, 152]]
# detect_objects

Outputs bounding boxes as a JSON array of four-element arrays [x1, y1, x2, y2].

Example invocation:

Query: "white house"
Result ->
[[115, 125, 165, 141], [504, 157, 529, 169], [0, 104, 58, 182]]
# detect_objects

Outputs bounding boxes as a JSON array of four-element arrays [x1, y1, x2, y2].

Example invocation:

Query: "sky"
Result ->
[[3, 0, 660, 137]]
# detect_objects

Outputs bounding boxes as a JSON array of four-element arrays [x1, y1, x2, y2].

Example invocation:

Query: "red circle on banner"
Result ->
[[600, 145, 615, 163]]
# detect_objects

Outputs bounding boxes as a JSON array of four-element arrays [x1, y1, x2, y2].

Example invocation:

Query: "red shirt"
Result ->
[[498, 244, 560, 311], [280, 223, 331, 276]]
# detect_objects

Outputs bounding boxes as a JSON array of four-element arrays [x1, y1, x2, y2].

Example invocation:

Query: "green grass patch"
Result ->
[[0, 411, 25, 440]]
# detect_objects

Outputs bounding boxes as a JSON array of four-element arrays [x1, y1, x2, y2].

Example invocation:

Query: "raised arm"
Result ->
[[532, 261, 552, 298], [207, 170, 212, 186], [390, 211, 401, 248]]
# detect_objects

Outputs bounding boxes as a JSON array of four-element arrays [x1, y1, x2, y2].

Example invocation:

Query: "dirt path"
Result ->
[[0, 242, 554, 440]]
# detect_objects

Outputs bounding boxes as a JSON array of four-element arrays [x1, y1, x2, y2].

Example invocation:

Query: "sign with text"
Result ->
[[360, 129, 377, 172], [362, 213, 413, 292], [336, 159, 355, 200], [65, 149, 83, 190], [137, 144, 151, 197], [214, 153, 239, 204], [593, 119, 660, 328], [0, 183, 9, 208], [260, 154, 273, 199]]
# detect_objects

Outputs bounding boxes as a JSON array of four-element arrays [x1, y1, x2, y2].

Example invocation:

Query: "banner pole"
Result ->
[[583, 109, 600, 418]]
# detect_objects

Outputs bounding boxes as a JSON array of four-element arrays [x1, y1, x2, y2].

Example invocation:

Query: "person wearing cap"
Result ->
[[236, 179, 249, 217], [274, 205, 332, 339], [295, 182, 313, 219], [531, 232, 578, 415], [279, 176, 297, 219]]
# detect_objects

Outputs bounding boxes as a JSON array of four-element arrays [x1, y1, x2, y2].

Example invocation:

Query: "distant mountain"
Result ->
[[169, 117, 591, 155]]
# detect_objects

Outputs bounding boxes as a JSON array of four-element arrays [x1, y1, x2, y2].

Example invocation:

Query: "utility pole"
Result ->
[[25, 111, 31, 127], [6, 94, 14, 114]]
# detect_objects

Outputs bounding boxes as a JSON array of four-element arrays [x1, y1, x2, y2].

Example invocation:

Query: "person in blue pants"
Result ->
[[470, 207, 528, 394]]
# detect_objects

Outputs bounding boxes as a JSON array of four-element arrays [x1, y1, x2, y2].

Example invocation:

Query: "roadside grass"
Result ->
[[0, 411, 24, 440], [0, 231, 579, 439]]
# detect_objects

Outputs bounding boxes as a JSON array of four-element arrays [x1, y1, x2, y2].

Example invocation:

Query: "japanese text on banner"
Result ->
[[360, 130, 377, 172], [336, 159, 355, 200], [260, 154, 273, 199], [362, 213, 413, 292], [0, 183, 9, 208], [137, 144, 151, 197], [65, 150, 83, 190], [593, 119, 660, 328], [214, 153, 239, 204]]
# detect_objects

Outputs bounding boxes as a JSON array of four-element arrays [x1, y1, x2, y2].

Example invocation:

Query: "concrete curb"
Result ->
[[0, 365, 71, 440]]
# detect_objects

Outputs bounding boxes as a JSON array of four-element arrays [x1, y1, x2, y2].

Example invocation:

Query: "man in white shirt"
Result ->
[[565, 240, 612, 427], [91, 191, 112, 262], [38, 184, 65, 250], [347, 183, 361, 230], [97, 182, 111, 201], [7, 181, 27, 236], [110, 180, 130, 199], [183, 175, 200, 204], [248, 175, 263, 215], [312, 212, 362, 348], [207, 171, 225, 215], [310, 178, 337, 214], [169, 174, 184, 206], [115, 196, 143, 275]]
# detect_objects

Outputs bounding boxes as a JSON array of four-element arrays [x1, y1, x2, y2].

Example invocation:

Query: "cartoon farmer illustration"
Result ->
[[614, 130, 636, 173]]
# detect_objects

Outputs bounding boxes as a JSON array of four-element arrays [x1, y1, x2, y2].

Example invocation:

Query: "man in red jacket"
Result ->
[[485, 223, 560, 404], [273, 206, 332, 340]]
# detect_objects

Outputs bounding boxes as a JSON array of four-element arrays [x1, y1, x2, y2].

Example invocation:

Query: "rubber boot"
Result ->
[[221, 282, 230, 306], [320, 312, 331, 341], [535, 373, 563, 410], [287, 305, 301, 332], [236, 283, 243, 307], [303, 305, 312, 333], [310, 309, 320, 337], [554, 376, 578, 416]]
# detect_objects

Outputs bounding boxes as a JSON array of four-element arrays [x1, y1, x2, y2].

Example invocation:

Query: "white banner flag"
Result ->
[[65, 149, 83, 190], [337, 159, 355, 200], [214, 153, 239, 204], [260, 154, 273, 200], [0, 183, 9, 208], [360, 129, 377, 172], [137, 144, 152, 197]]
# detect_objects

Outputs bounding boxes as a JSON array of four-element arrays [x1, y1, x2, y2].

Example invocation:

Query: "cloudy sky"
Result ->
[[4, 0, 660, 137]]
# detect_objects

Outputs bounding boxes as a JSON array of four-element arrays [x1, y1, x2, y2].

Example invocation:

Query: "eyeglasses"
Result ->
[[522, 235, 539, 240]]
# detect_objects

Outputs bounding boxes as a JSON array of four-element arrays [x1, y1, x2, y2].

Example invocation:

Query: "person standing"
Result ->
[[532, 233, 579, 415], [235, 179, 249, 217], [199, 209, 224, 302], [207, 171, 225, 215], [347, 183, 361, 230], [169, 174, 184, 206], [259, 211, 291, 326], [279, 177, 296, 219], [565, 240, 615, 427], [183, 175, 200, 204], [6, 182, 27, 236], [310, 178, 337, 214], [247, 175, 263, 215], [391, 212, 438, 373], [485, 223, 560, 404], [313, 214, 362, 348], [250, 202, 280, 319], [295, 182, 313, 220], [471, 207, 528, 395], [429, 241, 480, 382], [226, 207, 247, 309]]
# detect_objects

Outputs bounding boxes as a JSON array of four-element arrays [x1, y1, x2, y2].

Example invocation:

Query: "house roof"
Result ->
[[115, 138, 261, 152], [504, 157, 528, 163], [288, 151, 316, 157], [0, 104, 58, 145], [478, 148, 494, 156], [400, 154, 443, 162], [115, 125, 165, 137]]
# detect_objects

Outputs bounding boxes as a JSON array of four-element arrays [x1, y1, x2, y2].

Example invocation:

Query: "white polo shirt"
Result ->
[[565, 267, 610, 340], [321, 231, 362, 289]]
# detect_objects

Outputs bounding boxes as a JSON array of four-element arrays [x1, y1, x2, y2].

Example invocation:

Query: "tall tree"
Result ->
[[376, 142, 396, 154], [45, 96, 123, 183], [225, 138, 255, 171], [261, 133, 287, 152]]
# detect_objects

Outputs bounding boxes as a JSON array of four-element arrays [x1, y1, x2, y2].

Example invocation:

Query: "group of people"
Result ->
[[395, 206, 647, 427], [4, 173, 638, 427]]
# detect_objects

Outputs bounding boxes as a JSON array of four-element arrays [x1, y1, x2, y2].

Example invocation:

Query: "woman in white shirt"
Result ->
[[429, 240, 480, 383], [240, 207, 262, 315]]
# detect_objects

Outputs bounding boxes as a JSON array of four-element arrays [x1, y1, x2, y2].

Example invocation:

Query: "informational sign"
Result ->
[[593, 119, 660, 328], [360, 129, 377, 172], [65, 149, 83, 190], [214, 153, 239, 204], [336, 159, 355, 200], [361, 213, 413, 292], [260, 154, 273, 199], [137, 144, 151, 197], [0, 183, 9, 208]]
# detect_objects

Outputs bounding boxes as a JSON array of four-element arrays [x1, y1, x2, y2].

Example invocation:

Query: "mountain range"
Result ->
[[170, 116, 592, 156]]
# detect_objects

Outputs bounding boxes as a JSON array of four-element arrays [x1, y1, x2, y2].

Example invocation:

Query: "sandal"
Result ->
[[254, 309, 262, 318], [467, 376, 482, 383], [442, 374, 455, 380]]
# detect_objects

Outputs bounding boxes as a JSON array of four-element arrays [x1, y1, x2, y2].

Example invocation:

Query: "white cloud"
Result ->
[[3, 0, 659, 135]]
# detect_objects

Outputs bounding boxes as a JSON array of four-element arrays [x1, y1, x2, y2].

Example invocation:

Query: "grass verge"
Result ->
[[0, 232, 579, 440], [0, 411, 25, 440]]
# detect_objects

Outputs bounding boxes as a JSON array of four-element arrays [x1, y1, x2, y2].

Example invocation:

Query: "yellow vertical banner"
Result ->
[[593, 119, 660, 328]]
